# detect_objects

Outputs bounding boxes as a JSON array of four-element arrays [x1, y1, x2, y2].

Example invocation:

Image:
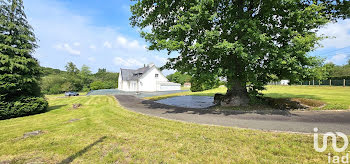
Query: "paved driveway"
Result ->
[[115, 95, 350, 134]]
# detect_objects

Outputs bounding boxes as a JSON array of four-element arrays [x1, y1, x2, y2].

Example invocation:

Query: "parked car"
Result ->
[[65, 91, 79, 96]]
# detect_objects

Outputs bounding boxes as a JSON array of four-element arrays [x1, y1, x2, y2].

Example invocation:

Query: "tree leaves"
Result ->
[[130, 0, 349, 95]]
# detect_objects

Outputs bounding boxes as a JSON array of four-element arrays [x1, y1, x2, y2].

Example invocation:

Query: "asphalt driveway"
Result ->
[[115, 95, 350, 134]]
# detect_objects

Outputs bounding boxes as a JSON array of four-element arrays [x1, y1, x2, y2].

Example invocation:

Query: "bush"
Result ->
[[103, 81, 117, 89], [190, 79, 205, 92], [49, 84, 62, 94], [82, 86, 91, 92], [90, 81, 105, 90], [0, 97, 48, 120], [190, 77, 220, 92]]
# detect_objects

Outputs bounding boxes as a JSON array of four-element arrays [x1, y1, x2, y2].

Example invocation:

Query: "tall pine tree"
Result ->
[[0, 0, 47, 119]]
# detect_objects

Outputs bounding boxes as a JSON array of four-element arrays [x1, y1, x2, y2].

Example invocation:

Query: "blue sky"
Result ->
[[24, 0, 350, 74]]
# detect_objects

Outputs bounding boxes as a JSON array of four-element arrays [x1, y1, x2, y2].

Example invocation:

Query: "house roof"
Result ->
[[120, 66, 152, 81]]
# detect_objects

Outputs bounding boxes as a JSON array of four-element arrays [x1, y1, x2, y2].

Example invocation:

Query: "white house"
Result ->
[[280, 80, 290, 85], [118, 64, 181, 92]]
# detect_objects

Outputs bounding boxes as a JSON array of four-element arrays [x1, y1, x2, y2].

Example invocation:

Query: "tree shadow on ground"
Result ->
[[58, 136, 107, 164], [140, 99, 297, 117], [47, 105, 67, 111], [264, 93, 320, 100]]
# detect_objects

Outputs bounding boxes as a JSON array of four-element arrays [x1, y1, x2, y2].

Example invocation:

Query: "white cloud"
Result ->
[[54, 43, 81, 55], [73, 42, 80, 46], [325, 54, 348, 65], [103, 41, 112, 48], [318, 19, 350, 49], [113, 57, 144, 67], [24, 0, 174, 73], [115, 36, 146, 50], [154, 55, 168, 64], [88, 57, 96, 62], [89, 44, 96, 50]]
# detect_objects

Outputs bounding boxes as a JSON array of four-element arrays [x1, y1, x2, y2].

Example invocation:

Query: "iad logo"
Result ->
[[313, 128, 349, 163], [314, 128, 348, 152]]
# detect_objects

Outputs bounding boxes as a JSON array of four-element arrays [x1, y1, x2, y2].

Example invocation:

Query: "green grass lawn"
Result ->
[[146, 85, 350, 110], [0, 95, 346, 163], [263, 85, 350, 110]]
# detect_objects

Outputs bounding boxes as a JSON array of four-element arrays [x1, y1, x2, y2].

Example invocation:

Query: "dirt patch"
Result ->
[[291, 98, 325, 108], [67, 118, 80, 123], [22, 130, 43, 139], [68, 103, 82, 110], [266, 97, 325, 110], [0, 160, 10, 164]]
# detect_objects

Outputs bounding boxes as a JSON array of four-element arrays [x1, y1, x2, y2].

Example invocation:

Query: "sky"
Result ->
[[24, 0, 350, 74]]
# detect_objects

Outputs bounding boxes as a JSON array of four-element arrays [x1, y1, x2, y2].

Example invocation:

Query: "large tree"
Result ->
[[130, 0, 349, 106], [0, 0, 42, 100], [0, 0, 47, 119]]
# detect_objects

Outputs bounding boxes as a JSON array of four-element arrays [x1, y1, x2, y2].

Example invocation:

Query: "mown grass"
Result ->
[[0, 95, 346, 163], [146, 85, 350, 110], [263, 85, 350, 110], [44, 92, 87, 100]]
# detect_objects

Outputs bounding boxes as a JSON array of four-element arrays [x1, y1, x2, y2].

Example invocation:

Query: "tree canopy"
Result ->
[[0, 0, 48, 119], [130, 0, 349, 106], [0, 0, 42, 101], [40, 62, 119, 94]]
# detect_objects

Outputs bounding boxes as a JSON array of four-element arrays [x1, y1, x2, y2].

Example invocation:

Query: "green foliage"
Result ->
[[40, 75, 66, 94], [90, 81, 105, 90], [40, 63, 119, 94], [130, 0, 349, 100], [41, 67, 64, 76], [0, 96, 48, 120], [190, 78, 204, 92], [328, 64, 350, 78], [65, 62, 79, 75], [0, 0, 48, 119], [90, 80, 117, 90], [190, 75, 220, 92], [166, 72, 191, 85]]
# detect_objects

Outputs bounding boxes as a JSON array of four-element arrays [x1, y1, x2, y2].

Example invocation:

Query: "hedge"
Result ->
[[0, 97, 48, 120]]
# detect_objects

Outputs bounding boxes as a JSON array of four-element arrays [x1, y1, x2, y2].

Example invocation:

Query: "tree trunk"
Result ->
[[220, 78, 250, 106]]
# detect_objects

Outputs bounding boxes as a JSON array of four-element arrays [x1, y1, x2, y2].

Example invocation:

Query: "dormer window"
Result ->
[[155, 74, 159, 78]]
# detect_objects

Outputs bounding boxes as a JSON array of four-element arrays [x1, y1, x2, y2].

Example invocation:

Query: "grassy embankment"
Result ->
[[146, 85, 350, 110], [0, 94, 347, 163]]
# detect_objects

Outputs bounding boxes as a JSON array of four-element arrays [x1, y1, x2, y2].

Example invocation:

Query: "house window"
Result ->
[[155, 74, 159, 78]]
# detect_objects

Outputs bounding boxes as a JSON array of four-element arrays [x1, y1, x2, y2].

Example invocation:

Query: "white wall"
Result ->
[[139, 67, 168, 91], [118, 73, 122, 90], [118, 66, 181, 92], [159, 85, 181, 91]]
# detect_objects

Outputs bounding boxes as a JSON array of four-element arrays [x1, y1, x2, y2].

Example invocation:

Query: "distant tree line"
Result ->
[[166, 72, 191, 85], [41, 62, 119, 94], [166, 72, 221, 92], [306, 59, 350, 81]]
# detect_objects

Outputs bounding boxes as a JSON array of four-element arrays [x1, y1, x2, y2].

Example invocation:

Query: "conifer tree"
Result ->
[[0, 0, 47, 119]]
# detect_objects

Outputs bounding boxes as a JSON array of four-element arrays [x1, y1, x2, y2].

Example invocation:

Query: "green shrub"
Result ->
[[82, 86, 91, 92], [0, 97, 48, 120], [48, 84, 62, 94], [190, 77, 220, 92], [103, 81, 117, 89], [190, 79, 205, 92], [90, 81, 105, 90]]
